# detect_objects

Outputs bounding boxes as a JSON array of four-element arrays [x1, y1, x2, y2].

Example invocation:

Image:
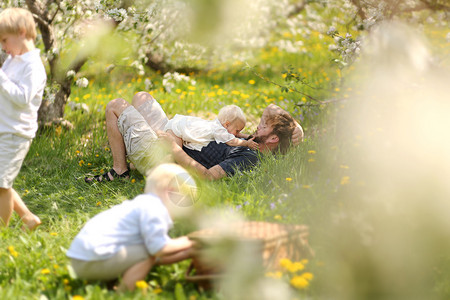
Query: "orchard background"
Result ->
[[1, 0, 449, 299]]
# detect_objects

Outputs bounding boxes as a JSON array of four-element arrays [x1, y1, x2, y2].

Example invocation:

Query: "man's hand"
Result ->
[[292, 123, 304, 146]]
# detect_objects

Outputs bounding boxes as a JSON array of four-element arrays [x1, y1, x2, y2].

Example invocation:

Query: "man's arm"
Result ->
[[157, 132, 227, 180], [263, 104, 304, 146]]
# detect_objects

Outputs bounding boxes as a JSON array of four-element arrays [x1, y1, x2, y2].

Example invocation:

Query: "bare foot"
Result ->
[[21, 214, 42, 231]]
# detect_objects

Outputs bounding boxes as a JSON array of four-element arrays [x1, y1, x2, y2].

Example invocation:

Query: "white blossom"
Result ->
[[144, 78, 153, 90], [76, 77, 89, 88], [66, 70, 76, 78]]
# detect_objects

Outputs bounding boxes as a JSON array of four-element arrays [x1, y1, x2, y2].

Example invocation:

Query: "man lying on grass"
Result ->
[[85, 91, 303, 182]]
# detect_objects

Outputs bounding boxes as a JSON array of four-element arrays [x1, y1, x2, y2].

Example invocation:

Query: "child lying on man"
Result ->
[[164, 105, 258, 151]]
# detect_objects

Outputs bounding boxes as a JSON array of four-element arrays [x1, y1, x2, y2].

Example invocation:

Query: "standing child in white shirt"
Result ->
[[67, 163, 196, 292], [164, 104, 258, 151], [0, 8, 46, 230]]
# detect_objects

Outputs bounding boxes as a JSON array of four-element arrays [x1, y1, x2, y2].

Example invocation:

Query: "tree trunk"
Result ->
[[37, 80, 71, 124], [145, 52, 199, 75]]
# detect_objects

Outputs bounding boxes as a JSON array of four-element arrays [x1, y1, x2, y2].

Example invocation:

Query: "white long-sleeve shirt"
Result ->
[[0, 49, 46, 139], [165, 115, 235, 151], [66, 194, 173, 261]]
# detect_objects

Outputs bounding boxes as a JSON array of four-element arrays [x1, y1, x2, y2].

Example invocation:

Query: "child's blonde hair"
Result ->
[[217, 105, 246, 124], [145, 163, 197, 208], [0, 8, 37, 40]]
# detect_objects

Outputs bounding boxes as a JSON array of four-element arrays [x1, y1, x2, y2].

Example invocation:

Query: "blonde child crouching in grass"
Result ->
[[67, 163, 197, 291], [164, 104, 259, 151], [0, 8, 46, 230]]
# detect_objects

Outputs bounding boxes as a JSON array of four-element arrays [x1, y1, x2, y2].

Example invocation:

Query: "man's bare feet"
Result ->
[[21, 214, 41, 231]]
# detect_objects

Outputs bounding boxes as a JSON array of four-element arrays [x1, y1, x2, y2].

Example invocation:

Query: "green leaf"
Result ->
[[174, 282, 187, 300]]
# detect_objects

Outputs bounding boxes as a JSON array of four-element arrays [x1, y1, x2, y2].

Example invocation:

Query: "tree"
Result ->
[[2, 0, 293, 124]]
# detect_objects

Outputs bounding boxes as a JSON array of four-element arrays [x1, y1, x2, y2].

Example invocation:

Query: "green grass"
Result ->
[[1, 18, 450, 299]]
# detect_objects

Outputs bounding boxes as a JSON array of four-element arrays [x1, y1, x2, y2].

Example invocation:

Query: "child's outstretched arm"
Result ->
[[236, 132, 250, 139], [154, 236, 193, 258], [226, 137, 258, 150]]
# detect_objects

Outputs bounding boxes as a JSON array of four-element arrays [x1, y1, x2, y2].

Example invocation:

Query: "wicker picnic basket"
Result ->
[[185, 221, 314, 290]]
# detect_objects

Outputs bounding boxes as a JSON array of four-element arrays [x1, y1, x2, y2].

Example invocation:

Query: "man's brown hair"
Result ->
[[267, 112, 296, 154]]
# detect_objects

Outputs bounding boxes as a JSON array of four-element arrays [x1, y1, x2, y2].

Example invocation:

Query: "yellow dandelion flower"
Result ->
[[72, 296, 85, 300], [334, 87, 340, 92], [63, 279, 70, 285], [104, 147, 110, 151], [290, 275, 309, 289], [95, 154, 99, 157], [131, 179, 136, 183], [54, 264, 59, 269], [287, 262, 305, 273], [50, 232, 58, 236], [248, 79, 255, 84], [7, 246, 18, 257], [285, 177, 292, 181], [274, 214, 282, 220], [187, 109, 193, 114], [340, 176, 350, 185], [153, 288, 163, 294], [188, 86, 196, 91], [279, 258, 292, 269], [96, 202, 102, 207], [41, 268, 51, 275], [302, 272, 314, 281], [136, 280, 149, 289], [78, 160, 84, 166], [308, 150, 316, 154], [231, 90, 240, 95], [175, 89, 182, 93]]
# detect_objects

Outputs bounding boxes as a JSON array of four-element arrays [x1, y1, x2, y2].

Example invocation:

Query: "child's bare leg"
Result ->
[[166, 130, 183, 147], [12, 189, 41, 231], [118, 257, 154, 292], [0, 188, 14, 227]]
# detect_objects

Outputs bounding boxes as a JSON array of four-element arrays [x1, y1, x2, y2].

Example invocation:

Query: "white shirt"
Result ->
[[0, 49, 46, 139], [165, 115, 235, 151], [66, 194, 173, 261]]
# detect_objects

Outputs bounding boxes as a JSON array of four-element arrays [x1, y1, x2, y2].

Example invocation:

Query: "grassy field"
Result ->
[[1, 20, 449, 299]]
